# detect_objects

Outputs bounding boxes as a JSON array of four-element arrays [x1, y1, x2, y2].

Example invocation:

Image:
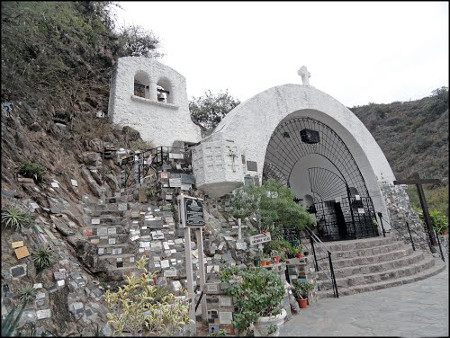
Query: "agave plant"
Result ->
[[32, 246, 55, 271], [1, 206, 32, 231], [18, 284, 37, 304], [1, 302, 26, 337]]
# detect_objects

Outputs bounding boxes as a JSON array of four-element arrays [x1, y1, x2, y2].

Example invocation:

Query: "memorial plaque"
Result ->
[[219, 311, 233, 325], [54, 270, 66, 280], [36, 292, 46, 300], [164, 268, 177, 277], [108, 238, 116, 245], [108, 227, 117, 235], [118, 203, 128, 211], [98, 248, 105, 255], [36, 309, 51, 320], [161, 260, 170, 269], [169, 178, 182, 188], [51, 182, 59, 188], [249, 232, 271, 246], [10, 264, 26, 278], [358, 208, 365, 214], [71, 179, 78, 187], [91, 218, 100, 225], [219, 296, 232, 307], [183, 197, 205, 227], [181, 184, 191, 191], [12, 241, 24, 249], [14, 246, 30, 259]]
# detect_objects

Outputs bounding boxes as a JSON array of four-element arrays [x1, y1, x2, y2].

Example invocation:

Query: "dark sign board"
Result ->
[[300, 129, 320, 144], [184, 197, 205, 227]]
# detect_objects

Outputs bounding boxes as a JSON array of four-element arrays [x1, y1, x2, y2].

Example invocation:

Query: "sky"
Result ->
[[112, 1, 449, 107]]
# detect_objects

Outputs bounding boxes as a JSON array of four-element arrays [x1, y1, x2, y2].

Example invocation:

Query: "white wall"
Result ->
[[108, 57, 201, 147], [202, 84, 395, 221]]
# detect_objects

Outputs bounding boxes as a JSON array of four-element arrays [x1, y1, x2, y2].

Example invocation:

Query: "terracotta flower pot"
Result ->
[[297, 298, 308, 308]]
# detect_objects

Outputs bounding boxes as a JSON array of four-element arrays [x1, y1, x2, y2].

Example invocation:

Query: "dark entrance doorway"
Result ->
[[263, 117, 380, 242]]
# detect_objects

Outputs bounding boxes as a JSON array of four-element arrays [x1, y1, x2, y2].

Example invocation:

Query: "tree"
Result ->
[[116, 24, 162, 58], [231, 179, 315, 238], [189, 90, 240, 130]]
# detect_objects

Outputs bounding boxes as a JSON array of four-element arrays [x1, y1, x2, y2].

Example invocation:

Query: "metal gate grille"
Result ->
[[263, 117, 379, 241]]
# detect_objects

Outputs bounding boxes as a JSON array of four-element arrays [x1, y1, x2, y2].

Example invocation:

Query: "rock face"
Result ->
[[380, 183, 430, 251]]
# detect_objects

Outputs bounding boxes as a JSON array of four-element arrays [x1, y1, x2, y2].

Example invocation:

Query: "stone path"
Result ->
[[280, 259, 448, 337]]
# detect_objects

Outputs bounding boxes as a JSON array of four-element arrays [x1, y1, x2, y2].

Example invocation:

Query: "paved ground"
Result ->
[[280, 259, 449, 337]]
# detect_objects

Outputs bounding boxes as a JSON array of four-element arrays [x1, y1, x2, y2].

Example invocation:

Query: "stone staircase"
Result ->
[[312, 235, 446, 298]]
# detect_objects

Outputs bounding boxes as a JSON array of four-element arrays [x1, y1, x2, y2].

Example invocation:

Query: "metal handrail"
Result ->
[[305, 226, 339, 298], [379, 214, 445, 262]]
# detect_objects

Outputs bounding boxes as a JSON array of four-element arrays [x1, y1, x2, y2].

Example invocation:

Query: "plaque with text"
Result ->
[[184, 197, 205, 227]]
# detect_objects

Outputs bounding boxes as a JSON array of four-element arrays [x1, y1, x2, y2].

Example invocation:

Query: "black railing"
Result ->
[[378, 213, 445, 262], [305, 226, 339, 298]]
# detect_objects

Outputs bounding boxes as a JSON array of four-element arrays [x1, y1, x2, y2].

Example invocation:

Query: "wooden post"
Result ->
[[195, 228, 207, 322], [394, 175, 441, 247], [179, 195, 196, 334]]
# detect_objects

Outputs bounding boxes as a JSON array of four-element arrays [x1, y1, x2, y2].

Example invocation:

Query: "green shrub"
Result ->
[[292, 280, 314, 299], [1, 206, 33, 231], [18, 284, 37, 304], [32, 246, 55, 271], [219, 266, 285, 333], [18, 161, 45, 183]]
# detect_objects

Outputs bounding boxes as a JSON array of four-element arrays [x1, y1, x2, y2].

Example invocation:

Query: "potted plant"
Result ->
[[220, 266, 287, 336], [292, 280, 314, 308]]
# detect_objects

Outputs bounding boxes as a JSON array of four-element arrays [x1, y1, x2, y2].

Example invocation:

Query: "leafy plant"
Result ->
[[18, 284, 37, 304], [219, 266, 285, 334], [231, 179, 315, 239], [292, 280, 314, 299], [1, 301, 27, 337], [207, 328, 227, 337], [264, 239, 297, 258], [18, 161, 46, 183], [267, 324, 278, 335], [32, 246, 55, 271], [1, 205, 33, 231], [103, 256, 193, 336]]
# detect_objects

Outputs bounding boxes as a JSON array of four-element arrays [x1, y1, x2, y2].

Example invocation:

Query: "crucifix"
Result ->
[[298, 65, 311, 86], [393, 173, 441, 247], [228, 148, 237, 172]]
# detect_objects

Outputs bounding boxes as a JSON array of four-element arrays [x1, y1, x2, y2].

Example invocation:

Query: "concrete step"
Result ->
[[317, 250, 425, 280], [317, 252, 437, 290], [323, 235, 397, 251], [318, 258, 446, 298], [319, 246, 414, 270], [328, 241, 407, 260]]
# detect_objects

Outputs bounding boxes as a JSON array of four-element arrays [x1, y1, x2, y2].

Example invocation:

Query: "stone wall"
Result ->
[[379, 183, 431, 251], [108, 57, 201, 147]]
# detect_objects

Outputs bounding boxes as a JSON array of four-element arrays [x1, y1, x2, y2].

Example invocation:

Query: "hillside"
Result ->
[[350, 89, 449, 214]]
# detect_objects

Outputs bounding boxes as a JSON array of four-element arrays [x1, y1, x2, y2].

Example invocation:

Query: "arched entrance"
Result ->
[[263, 116, 379, 241], [193, 82, 395, 234]]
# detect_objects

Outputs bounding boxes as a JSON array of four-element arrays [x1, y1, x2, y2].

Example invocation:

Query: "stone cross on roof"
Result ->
[[298, 66, 311, 86]]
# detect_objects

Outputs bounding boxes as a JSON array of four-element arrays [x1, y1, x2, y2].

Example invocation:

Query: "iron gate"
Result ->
[[314, 196, 378, 241]]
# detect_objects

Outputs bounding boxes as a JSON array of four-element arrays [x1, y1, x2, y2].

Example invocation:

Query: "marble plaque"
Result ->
[[36, 309, 51, 320], [219, 311, 233, 325]]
